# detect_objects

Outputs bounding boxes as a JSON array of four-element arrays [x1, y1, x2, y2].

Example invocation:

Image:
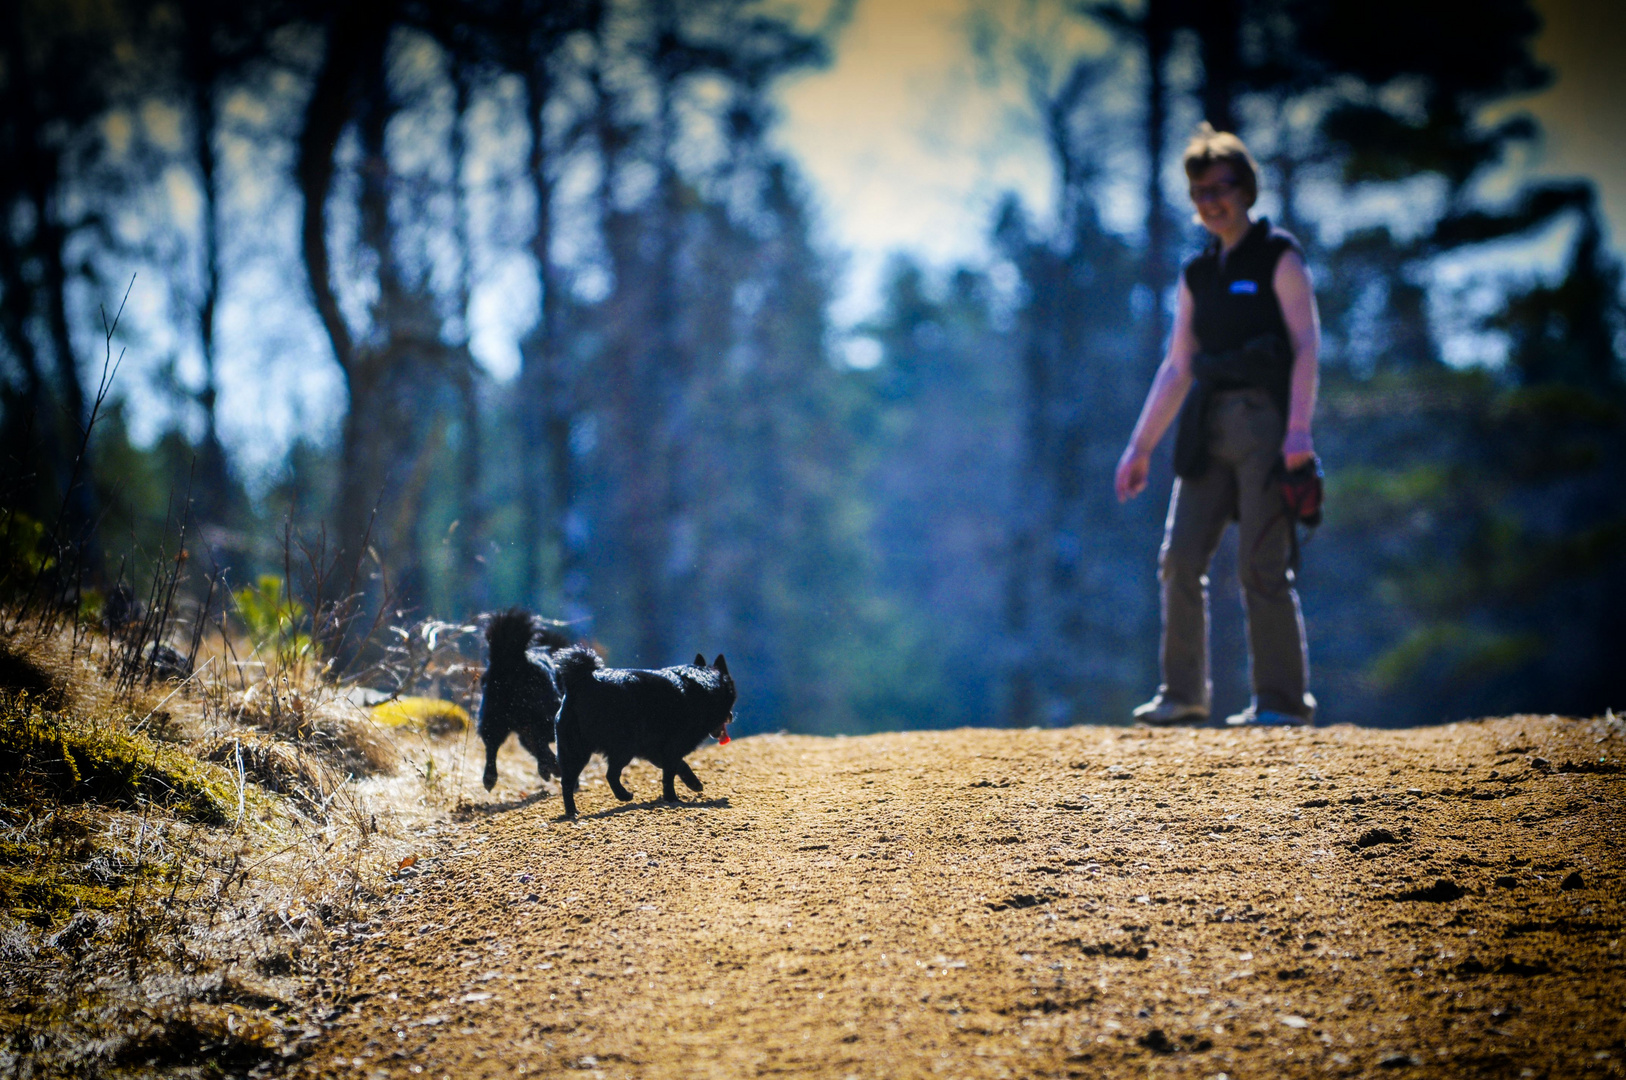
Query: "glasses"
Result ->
[[1190, 178, 1241, 203]]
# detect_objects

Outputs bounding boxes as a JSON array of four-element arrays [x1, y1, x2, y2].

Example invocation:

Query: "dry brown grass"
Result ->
[[0, 614, 456, 1079], [225, 683, 403, 780]]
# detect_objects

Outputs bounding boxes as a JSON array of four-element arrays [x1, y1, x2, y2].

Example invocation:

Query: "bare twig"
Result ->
[[12, 274, 133, 633], [131, 655, 214, 733]]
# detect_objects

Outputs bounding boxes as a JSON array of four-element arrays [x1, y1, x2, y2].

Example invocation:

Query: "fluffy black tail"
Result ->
[[553, 645, 604, 693], [485, 608, 535, 667]]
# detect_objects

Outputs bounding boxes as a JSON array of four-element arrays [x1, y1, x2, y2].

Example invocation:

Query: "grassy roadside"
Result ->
[[0, 617, 461, 1079]]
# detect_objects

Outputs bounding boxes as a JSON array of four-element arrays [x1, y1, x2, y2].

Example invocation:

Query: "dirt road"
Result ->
[[300, 715, 1625, 1079]]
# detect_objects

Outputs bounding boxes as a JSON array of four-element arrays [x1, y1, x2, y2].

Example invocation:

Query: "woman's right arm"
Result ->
[[1115, 280, 1198, 502]]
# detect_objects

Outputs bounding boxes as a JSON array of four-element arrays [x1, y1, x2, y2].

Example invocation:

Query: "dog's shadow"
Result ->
[[565, 795, 732, 822], [452, 788, 554, 821]]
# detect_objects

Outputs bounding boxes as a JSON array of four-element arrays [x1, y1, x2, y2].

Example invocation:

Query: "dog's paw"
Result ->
[[613, 788, 634, 802], [482, 768, 498, 791]]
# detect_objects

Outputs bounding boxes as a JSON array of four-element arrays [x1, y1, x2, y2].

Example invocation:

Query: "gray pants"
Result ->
[[1158, 387, 1313, 718]]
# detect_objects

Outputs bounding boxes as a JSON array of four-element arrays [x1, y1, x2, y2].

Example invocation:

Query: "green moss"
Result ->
[[0, 868, 120, 927], [0, 693, 237, 824]]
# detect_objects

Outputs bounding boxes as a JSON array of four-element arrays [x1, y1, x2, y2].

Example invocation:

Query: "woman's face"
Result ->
[[1189, 163, 1250, 239]]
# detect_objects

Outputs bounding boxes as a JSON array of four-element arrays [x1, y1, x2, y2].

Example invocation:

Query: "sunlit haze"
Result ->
[[775, 0, 1626, 332], [91, 0, 1626, 473]]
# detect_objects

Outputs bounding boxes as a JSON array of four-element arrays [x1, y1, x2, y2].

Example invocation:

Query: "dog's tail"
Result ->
[[485, 608, 536, 667], [553, 645, 604, 693]]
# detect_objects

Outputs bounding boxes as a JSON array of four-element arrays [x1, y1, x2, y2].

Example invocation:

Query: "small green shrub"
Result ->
[[0, 510, 53, 597], [1367, 622, 1542, 691], [233, 575, 313, 671]]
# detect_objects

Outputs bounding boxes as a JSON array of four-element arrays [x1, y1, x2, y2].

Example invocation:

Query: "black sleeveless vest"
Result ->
[[1171, 218, 1303, 479], [1182, 217, 1303, 414]]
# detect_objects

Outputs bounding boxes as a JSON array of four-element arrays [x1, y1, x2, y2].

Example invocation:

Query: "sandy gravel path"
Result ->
[[300, 715, 1624, 1079]]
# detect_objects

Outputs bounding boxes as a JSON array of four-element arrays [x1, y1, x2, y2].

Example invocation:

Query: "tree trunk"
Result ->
[[295, 3, 397, 631], [448, 58, 486, 616], [296, 9, 367, 398], [625, 0, 686, 666], [1142, 0, 1174, 367], [184, 6, 233, 535], [36, 165, 101, 564], [521, 57, 570, 613], [1004, 323, 1051, 726], [1194, 0, 1241, 132], [0, 218, 51, 493], [0, 10, 95, 561]]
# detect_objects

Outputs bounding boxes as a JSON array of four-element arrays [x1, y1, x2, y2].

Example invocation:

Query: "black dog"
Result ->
[[552, 646, 735, 819], [477, 609, 569, 791]]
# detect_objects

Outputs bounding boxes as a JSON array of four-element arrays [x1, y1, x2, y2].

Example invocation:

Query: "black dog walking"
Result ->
[[552, 646, 734, 819], [477, 609, 567, 791]]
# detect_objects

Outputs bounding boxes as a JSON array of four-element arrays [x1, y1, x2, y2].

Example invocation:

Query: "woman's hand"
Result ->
[[1282, 428, 1315, 470], [1274, 250, 1320, 470], [1115, 444, 1151, 502]]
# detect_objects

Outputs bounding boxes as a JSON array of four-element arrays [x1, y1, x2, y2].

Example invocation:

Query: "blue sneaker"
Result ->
[[1224, 706, 1311, 728]]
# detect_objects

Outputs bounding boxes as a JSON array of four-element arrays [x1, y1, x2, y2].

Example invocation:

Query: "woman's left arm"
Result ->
[[1274, 249, 1320, 469]]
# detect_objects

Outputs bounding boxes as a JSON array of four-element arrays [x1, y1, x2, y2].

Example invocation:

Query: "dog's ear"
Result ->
[[694, 653, 707, 667], [713, 654, 728, 676]]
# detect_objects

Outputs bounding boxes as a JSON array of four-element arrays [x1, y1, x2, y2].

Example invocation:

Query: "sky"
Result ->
[[1520, 0, 1626, 241], [773, 0, 1626, 330], [775, 0, 1052, 328]]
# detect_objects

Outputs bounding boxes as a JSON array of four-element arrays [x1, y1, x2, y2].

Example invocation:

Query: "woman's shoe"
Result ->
[[1131, 697, 1210, 725], [1224, 706, 1311, 727]]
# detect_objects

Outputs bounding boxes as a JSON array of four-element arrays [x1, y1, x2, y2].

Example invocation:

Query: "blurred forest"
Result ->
[[2, 0, 1622, 733]]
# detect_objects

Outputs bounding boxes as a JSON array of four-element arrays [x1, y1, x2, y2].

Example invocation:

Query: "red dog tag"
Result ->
[[718, 731, 731, 745]]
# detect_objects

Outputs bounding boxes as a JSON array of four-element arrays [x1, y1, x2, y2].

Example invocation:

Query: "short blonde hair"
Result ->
[[1182, 122, 1259, 206]]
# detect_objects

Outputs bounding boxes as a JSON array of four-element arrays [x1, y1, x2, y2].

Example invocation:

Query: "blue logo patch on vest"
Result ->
[[1229, 280, 1258, 294]]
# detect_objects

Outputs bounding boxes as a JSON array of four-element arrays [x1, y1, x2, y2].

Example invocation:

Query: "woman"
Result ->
[[1114, 123, 1319, 727]]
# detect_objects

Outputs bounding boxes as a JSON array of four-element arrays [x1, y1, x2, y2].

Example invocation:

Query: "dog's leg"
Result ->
[[516, 725, 560, 782], [605, 754, 635, 801], [557, 731, 589, 820], [661, 767, 680, 803], [675, 760, 704, 792], [481, 732, 503, 792]]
